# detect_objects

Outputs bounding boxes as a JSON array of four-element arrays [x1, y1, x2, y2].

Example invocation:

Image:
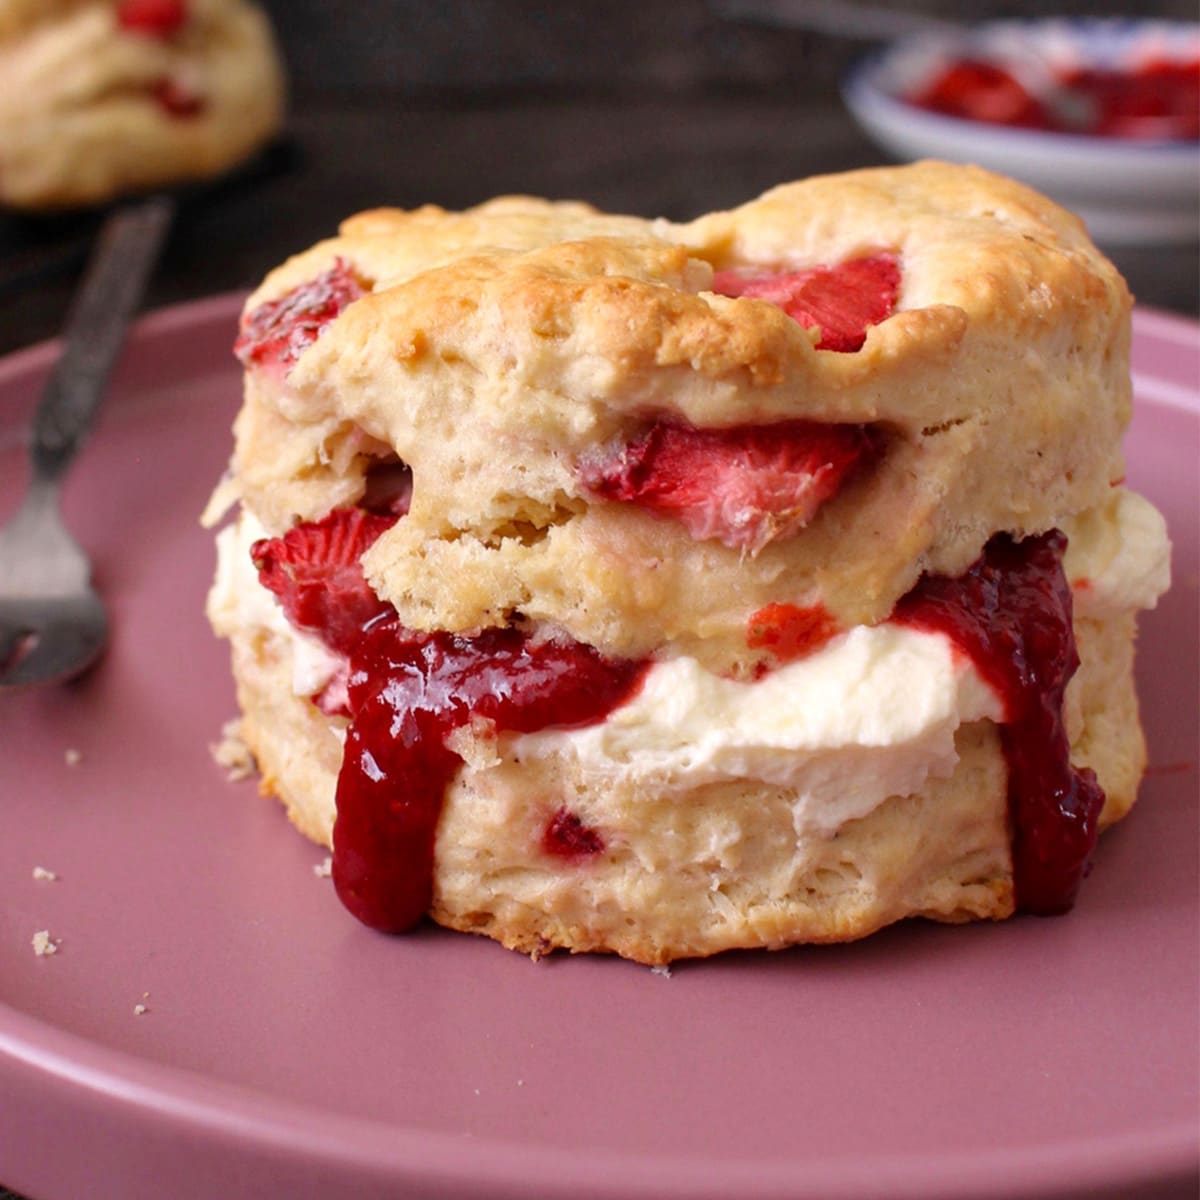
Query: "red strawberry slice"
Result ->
[[579, 419, 877, 553], [747, 602, 839, 664], [712, 255, 900, 353], [251, 508, 399, 657], [908, 59, 1051, 130], [117, 0, 188, 37], [234, 259, 367, 374]]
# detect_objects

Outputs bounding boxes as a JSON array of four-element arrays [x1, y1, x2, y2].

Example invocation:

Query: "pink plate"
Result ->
[[0, 297, 1196, 1200]]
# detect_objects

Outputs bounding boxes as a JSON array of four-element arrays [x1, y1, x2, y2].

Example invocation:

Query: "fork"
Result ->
[[0, 196, 173, 689]]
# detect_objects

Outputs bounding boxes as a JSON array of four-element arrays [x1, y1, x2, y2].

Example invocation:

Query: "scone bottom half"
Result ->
[[205, 162, 1171, 965]]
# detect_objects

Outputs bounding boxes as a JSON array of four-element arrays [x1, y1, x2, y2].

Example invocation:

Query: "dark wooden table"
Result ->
[[1, 98, 1196, 366]]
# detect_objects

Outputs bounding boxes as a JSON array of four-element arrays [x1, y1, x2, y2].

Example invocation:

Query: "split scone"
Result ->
[[0, 0, 284, 210], [205, 162, 1170, 964]]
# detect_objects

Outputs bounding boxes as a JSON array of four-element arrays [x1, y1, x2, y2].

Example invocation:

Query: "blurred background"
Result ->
[[0, 0, 1197, 359]]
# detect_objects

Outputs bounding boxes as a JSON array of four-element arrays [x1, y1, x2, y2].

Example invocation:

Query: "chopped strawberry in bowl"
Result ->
[[842, 18, 1200, 244]]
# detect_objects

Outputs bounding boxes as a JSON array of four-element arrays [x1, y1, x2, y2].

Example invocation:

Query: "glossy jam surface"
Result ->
[[580, 419, 877, 553], [333, 624, 648, 932], [234, 259, 367, 374], [711, 254, 900, 353], [894, 530, 1105, 914], [908, 55, 1200, 140], [117, 0, 188, 36]]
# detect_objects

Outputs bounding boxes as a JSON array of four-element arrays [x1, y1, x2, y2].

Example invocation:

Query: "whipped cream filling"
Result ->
[[210, 484, 1169, 833], [510, 627, 1003, 835], [509, 486, 1169, 833], [209, 512, 346, 701], [1063, 487, 1171, 618]]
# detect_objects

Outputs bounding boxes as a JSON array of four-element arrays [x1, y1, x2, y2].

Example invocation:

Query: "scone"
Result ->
[[205, 162, 1171, 964], [0, 0, 284, 210]]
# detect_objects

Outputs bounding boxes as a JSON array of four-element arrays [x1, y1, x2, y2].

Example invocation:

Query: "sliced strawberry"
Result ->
[[117, 0, 188, 37], [234, 259, 367, 374], [747, 602, 839, 665], [907, 59, 1051, 130], [251, 508, 399, 657], [712, 254, 900, 352], [579, 419, 877, 553]]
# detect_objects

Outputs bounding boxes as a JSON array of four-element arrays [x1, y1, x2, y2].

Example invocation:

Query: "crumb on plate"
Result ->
[[32, 930, 59, 957], [211, 718, 257, 781]]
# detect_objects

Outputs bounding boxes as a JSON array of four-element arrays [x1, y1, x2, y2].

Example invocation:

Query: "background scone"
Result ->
[[206, 162, 1170, 964], [0, 0, 284, 209]]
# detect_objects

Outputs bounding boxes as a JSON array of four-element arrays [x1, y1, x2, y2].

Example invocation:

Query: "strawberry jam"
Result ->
[[235, 259, 367, 374], [894, 530, 1104, 914], [580, 419, 878, 553], [712, 254, 900, 352], [332, 623, 647, 932], [542, 807, 606, 860]]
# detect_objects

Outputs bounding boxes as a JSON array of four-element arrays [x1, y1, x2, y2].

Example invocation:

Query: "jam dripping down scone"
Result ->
[[0, 0, 284, 209], [205, 162, 1171, 964]]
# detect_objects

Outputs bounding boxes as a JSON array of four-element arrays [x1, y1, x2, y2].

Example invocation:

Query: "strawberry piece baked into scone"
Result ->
[[0, 0, 284, 210], [205, 162, 1170, 963]]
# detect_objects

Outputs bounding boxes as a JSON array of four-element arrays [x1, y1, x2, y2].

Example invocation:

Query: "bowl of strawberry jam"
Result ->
[[843, 19, 1199, 244]]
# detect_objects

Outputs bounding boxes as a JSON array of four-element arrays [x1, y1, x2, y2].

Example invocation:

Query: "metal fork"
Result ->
[[0, 196, 173, 689]]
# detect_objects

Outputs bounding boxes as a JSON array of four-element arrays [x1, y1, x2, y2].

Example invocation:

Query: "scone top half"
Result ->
[[224, 161, 1130, 675]]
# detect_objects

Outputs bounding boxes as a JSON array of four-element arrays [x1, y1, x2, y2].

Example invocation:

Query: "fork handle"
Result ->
[[31, 195, 175, 481]]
